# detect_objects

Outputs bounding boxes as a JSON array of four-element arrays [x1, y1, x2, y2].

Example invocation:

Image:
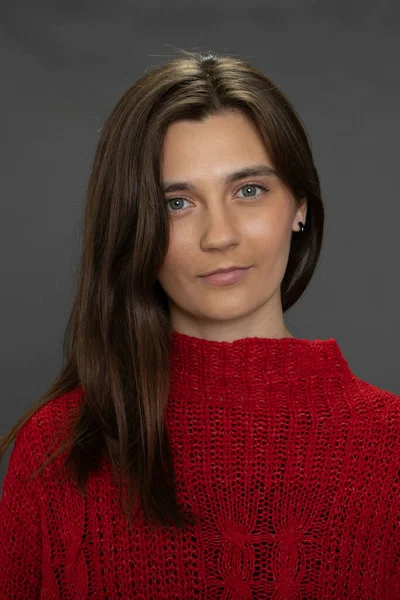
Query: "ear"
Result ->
[[293, 196, 308, 231]]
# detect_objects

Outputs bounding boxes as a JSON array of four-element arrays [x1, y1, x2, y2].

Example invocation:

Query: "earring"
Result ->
[[298, 221, 305, 232]]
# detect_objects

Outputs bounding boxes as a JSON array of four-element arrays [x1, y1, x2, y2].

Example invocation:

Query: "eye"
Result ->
[[165, 182, 269, 214], [236, 183, 268, 199], [165, 197, 192, 214]]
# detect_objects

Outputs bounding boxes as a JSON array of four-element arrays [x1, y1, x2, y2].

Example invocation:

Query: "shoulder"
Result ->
[[347, 374, 400, 434], [342, 377, 400, 497], [20, 385, 84, 440], [349, 375, 400, 408], [12, 386, 84, 474], [24, 385, 84, 432]]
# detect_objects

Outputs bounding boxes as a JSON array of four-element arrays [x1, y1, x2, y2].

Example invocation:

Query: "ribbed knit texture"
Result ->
[[1, 332, 400, 598]]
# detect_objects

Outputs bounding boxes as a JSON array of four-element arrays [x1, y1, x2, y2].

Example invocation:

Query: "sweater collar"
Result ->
[[169, 330, 354, 385]]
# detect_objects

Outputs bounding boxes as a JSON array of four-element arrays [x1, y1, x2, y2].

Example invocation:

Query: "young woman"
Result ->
[[1, 50, 399, 598]]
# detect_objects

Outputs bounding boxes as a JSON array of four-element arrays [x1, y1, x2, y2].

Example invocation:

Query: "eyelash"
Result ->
[[165, 182, 269, 214]]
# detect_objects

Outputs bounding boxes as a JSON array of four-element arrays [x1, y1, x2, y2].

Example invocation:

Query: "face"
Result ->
[[157, 110, 307, 341]]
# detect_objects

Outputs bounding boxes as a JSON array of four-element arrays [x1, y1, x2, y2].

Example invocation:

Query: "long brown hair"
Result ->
[[0, 50, 324, 531]]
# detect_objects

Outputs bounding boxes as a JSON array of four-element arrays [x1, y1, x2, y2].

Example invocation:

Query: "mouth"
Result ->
[[199, 265, 252, 277], [199, 267, 252, 286]]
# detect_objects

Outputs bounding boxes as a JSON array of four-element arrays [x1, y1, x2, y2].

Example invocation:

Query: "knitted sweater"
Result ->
[[1, 332, 400, 599]]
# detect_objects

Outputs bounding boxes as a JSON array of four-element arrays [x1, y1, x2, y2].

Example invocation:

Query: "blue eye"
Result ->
[[237, 183, 268, 198], [165, 182, 268, 214], [166, 197, 191, 214]]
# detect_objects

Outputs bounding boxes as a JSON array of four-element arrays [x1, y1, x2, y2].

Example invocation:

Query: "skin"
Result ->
[[157, 110, 307, 342]]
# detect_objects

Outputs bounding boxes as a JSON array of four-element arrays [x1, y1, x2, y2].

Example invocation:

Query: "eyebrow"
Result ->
[[162, 164, 278, 193]]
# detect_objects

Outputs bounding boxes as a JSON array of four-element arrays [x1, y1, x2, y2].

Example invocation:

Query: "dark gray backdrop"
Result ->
[[1, 1, 399, 481]]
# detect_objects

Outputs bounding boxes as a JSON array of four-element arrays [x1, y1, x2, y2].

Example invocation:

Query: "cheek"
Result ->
[[171, 232, 193, 260], [246, 214, 288, 250], [158, 238, 193, 285]]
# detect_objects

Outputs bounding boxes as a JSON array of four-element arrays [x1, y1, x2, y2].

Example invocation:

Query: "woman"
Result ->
[[0, 50, 399, 598]]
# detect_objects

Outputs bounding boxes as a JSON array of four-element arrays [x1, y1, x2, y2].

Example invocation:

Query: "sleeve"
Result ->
[[387, 398, 400, 597], [0, 421, 42, 598], [386, 414, 400, 598], [388, 504, 400, 597]]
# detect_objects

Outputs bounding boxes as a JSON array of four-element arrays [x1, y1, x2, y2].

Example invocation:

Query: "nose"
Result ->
[[200, 203, 241, 251]]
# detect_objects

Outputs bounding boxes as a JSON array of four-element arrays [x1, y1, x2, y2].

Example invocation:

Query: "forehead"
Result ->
[[161, 112, 273, 180]]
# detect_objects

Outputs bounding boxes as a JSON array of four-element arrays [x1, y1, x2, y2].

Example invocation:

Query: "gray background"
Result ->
[[1, 1, 399, 480]]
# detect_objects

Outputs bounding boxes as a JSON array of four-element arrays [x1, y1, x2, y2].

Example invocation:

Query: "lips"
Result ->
[[200, 266, 251, 277], [200, 267, 252, 286]]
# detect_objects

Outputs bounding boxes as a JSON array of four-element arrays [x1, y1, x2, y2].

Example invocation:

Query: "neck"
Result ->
[[169, 324, 294, 343]]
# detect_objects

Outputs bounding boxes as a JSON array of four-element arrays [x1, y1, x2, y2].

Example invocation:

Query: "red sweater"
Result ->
[[1, 332, 400, 598]]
